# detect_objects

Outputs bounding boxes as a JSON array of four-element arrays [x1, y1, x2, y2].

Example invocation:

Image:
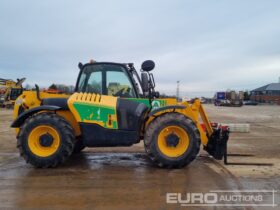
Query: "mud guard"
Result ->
[[148, 105, 186, 117], [11, 105, 61, 128]]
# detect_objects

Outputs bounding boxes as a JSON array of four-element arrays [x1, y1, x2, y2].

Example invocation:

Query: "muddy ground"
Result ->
[[0, 105, 279, 210]]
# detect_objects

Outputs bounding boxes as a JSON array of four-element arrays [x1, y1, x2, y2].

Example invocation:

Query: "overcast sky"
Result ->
[[0, 0, 280, 97]]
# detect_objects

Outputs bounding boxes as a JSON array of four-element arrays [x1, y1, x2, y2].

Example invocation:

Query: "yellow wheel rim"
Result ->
[[157, 125, 190, 158], [28, 125, 60, 157]]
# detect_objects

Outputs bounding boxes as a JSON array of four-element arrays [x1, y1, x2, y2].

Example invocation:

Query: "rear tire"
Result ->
[[17, 112, 75, 168], [144, 113, 201, 168]]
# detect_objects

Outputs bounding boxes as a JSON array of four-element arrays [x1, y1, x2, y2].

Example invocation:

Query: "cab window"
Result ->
[[86, 71, 102, 94], [77, 64, 136, 98], [107, 71, 135, 98]]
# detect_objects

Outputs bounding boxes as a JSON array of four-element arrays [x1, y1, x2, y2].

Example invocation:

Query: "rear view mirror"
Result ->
[[78, 62, 83, 70], [141, 60, 155, 72], [141, 72, 149, 93]]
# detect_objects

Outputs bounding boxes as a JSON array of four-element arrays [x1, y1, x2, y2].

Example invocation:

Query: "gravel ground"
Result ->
[[0, 105, 279, 209]]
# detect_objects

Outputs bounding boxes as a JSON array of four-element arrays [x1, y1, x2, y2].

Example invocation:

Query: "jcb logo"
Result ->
[[151, 101, 161, 110]]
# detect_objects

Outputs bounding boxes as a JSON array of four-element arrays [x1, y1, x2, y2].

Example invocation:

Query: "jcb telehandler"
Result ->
[[11, 60, 229, 168]]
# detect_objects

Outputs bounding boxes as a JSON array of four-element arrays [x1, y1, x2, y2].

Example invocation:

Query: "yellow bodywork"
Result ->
[[13, 91, 69, 119], [14, 90, 213, 146], [13, 91, 81, 137], [67, 92, 118, 128]]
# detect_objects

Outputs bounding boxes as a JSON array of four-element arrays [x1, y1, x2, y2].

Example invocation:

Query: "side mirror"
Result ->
[[141, 60, 155, 72], [78, 62, 83, 70], [141, 72, 149, 93]]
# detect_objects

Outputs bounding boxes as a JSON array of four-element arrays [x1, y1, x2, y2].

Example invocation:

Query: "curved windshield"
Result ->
[[77, 64, 136, 98]]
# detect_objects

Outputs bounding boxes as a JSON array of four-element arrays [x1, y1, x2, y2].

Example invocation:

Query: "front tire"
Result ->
[[17, 112, 75, 168], [144, 113, 201, 168]]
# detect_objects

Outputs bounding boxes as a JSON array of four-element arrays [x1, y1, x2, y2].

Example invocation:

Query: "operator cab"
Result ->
[[75, 60, 158, 99], [73, 61, 157, 147], [41, 60, 157, 115]]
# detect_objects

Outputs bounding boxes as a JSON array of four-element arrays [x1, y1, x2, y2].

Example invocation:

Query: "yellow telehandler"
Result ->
[[0, 78, 25, 108], [11, 60, 229, 168]]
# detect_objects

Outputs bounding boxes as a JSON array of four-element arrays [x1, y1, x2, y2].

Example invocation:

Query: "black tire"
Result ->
[[73, 137, 86, 154], [144, 113, 201, 168], [17, 112, 75, 168]]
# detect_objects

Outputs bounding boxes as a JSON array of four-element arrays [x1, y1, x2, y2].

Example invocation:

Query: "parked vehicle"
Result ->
[[214, 91, 243, 107], [243, 100, 258, 106]]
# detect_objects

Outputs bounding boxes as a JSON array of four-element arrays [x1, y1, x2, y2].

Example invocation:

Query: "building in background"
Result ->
[[250, 80, 280, 105]]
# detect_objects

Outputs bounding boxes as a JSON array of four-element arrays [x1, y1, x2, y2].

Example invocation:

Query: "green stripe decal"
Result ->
[[127, 98, 167, 109], [73, 102, 117, 129]]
